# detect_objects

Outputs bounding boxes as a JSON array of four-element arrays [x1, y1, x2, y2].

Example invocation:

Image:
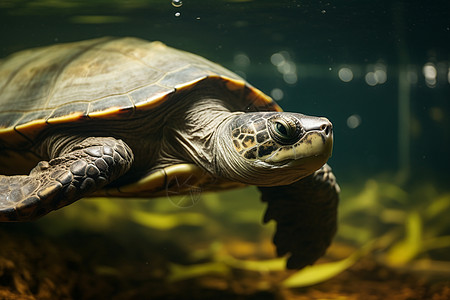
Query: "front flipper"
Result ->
[[258, 164, 340, 269], [0, 137, 133, 221]]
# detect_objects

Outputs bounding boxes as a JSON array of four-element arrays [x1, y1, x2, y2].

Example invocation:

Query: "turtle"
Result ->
[[0, 37, 339, 269]]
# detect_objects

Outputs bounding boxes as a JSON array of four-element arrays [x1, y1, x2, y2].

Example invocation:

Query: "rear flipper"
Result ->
[[0, 137, 133, 221], [259, 164, 340, 269]]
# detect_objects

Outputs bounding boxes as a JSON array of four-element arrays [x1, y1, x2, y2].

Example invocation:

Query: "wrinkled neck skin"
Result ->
[[160, 98, 240, 173]]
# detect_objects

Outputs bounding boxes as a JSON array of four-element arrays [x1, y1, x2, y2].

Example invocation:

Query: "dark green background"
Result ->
[[1, 0, 449, 184]]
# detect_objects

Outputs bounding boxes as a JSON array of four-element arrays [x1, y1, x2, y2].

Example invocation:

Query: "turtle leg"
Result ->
[[0, 137, 133, 221], [258, 164, 340, 269]]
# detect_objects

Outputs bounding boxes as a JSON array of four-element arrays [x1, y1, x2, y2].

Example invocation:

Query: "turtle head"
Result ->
[[215, 112, 333, 186]]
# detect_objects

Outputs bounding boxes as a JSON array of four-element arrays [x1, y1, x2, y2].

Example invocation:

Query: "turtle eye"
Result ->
[[269, 116, 302, 145], [274, 121, 291, 138]]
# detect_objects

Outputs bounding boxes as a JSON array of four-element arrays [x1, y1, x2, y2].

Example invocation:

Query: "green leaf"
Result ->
[[386, 211, 422, 265], [130, 210, 208, 230], [282, 243, 373, 288], [219, 255, 286, 272]]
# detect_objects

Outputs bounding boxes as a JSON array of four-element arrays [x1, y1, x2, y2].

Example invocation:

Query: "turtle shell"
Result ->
[[0, 37, 281, 149]]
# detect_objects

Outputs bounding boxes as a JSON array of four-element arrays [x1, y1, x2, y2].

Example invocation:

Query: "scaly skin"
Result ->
[[0, 137, 133, 221]]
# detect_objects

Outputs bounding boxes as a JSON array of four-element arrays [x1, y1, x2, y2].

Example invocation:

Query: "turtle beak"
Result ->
[[299, 116, 333, 138], [283, 115, 333, 167], [263, 114, 333, 167]]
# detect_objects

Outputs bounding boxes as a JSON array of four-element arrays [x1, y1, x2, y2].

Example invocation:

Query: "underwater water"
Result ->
[[0, 0, 449, 299]]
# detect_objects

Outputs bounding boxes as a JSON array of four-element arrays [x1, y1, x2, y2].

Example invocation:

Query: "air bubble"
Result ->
[[347, 114, 361, 129], [365, 72, 377, 86], [270, 88, 284, 101], [172, 0, 183, 7], [233, 53, 250, 68], [283, 73, 297, 85], [338, 67, 353, 82], [270, 53, 285, 66], [174, 12, 181, 17]]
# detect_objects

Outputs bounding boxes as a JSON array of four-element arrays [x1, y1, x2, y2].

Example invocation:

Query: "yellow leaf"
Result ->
[[282, 242, 373, 288]]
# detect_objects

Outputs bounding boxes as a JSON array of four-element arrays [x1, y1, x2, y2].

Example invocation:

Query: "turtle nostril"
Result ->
[[321, 124, 331, 136]]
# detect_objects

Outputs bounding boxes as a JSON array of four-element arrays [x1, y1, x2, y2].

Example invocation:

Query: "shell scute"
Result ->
[[130, 85, 173, 110], [88, 95, 134, 116], [49, 102, 89, 120]]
